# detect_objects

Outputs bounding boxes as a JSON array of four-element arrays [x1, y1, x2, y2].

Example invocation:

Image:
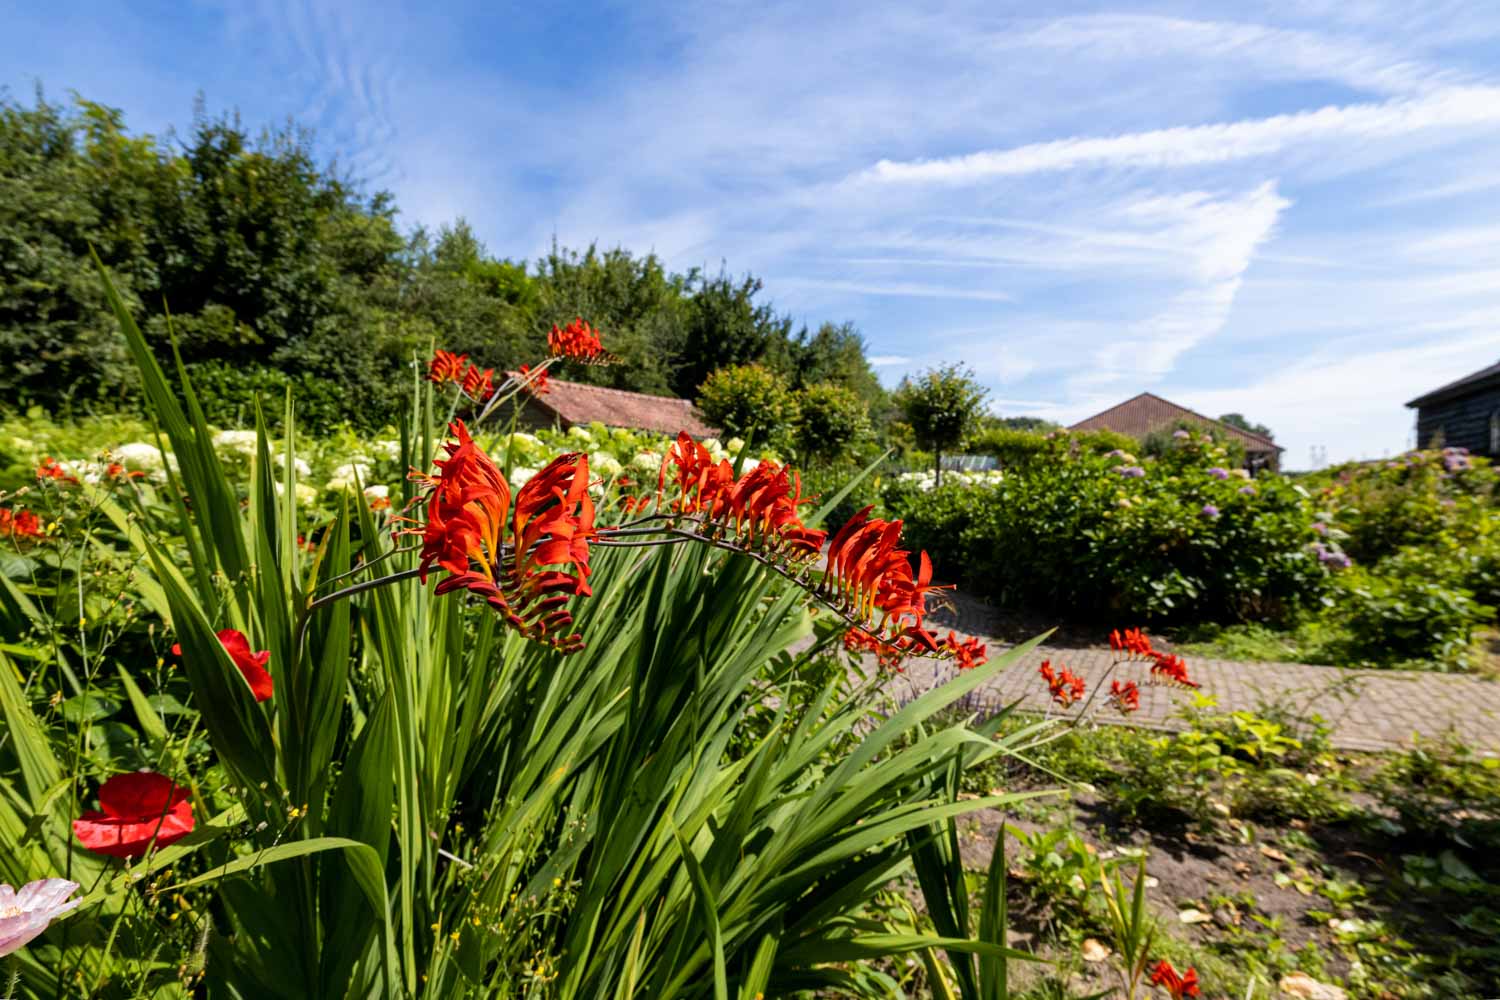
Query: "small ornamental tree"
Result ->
[[696, 362, 799, 450], [794, 381, 868, 464], [895, 363, 988, 485]]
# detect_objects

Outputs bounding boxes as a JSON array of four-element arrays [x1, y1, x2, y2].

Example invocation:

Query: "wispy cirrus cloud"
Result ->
[[853, 85, 1500, 186]]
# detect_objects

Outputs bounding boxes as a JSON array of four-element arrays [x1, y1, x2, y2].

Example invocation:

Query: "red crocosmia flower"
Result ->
[[73, 772, 195, 859], [942, 631, 988, 670], [1148, 960, 1200, 999], [1039, 660, 1086, 708], [1109, 627, 1154, 658], [518, 364, 550, 395], [171, 629, 273, 702], [842, 626, 934, 672], [0, 508, 44, 540], [548, 318, 614, 363], [1149, 653, 1199, 689], [428, 350, 468, 385], [36, 457, 76, 484], [412, 422, 592, 651], [460, 363, 495, 401], [659, 432, 735, 517], [103, 462, 144, 481], [1108, 679, 1140, 714], [822, 506, 946, 638]]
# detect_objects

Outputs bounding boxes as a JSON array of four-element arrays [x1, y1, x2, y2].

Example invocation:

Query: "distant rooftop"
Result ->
[[1069, 392, 1283, 453], [514, 374, 718, 438]]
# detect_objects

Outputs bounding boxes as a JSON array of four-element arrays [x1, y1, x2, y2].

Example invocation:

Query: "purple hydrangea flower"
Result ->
[[1207, 467, 1229, 480], [1172, 429, 1191, 440], [1311, 521, 1328, 536], [1238, 485, 1257, 496], [1200, 504, 1220, 518], [1310, 542, 1352, 570], [1116, 465, 1146, 478]]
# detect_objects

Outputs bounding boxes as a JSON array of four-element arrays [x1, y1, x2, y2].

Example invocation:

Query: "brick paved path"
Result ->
[[876, 597, 1500, 753]]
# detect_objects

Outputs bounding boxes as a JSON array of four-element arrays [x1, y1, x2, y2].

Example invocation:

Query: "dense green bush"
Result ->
[[893, 432, 1331, 622], [696, 362, 800, 449], [1333, 566, 1490, 665], [793, 381, 868, 463]]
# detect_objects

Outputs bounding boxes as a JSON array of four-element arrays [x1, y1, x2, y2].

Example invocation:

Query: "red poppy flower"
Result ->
[[942, 632, 988, 670], [1148, 960, 1200, 999], [547, 318, 614, 363], [428, 350, 468, 385], [73, 772, 195, 859], [1108, 679, 1140, 714], [518, 363, 550, 395], [0, 508, 44, 540], [172, 629, 273, 702], [1039, 660, 1086, 708]]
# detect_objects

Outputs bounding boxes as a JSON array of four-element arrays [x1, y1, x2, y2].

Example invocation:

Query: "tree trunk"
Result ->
[[935, 448, 942, 488]]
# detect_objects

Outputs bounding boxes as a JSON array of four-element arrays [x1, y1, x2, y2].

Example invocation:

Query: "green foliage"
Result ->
[[1333, 564, 1491, 665], [1373, 737, 1500, 849], [1218, 412, 1274, 439], [0, 264, 1038, 995], [894, 363, 988, 474], [696, 363, 799, 449], [892, 438, 1330, 623], [794, 380, 869, 464], [0, 91, 887, 433]]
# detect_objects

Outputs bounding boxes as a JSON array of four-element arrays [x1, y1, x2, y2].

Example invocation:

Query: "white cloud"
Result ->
[[773, 278, 1014, 302], [868, 354, 912, 366], [1011, 14, 1465, 96], [854, 86, 1500, 186]]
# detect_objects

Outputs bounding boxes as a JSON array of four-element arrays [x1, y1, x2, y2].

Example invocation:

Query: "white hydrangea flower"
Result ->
[[272, 454, 312, 478], [331, 463, 372, 485], [567, 425, 594, 442], [589, 452, 623, 477], [507, 432, 542, 449], [699, 437, 721, 453], [740, 458, 760, 473], [325, 478, 352, 493], [294, 483, 319, 506], [631, 451, 663, 472], [725, 437, 746, 454], [370, 439, 401, 461], [212, 429, 259, 455], [113, 442, 165, 470], [363, 484, 390, 500], [510, 467, 539, 488]]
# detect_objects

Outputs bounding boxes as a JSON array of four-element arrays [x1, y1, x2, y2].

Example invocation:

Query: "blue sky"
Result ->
[[8, 0, 1500, 467]]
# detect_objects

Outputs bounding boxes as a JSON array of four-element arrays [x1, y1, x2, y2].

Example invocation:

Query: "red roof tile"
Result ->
[[1068, 392, 1282, 452], [515, 374, 719, 438]]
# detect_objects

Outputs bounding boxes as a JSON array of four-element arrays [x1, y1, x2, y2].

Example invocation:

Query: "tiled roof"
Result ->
[[1068, 392, 1283, 452], [516, 374, 719, 438], [1406, 358, 1500, 408]]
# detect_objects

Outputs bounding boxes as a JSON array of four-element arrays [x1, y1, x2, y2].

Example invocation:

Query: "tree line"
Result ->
[[0, 90, 886, 431]]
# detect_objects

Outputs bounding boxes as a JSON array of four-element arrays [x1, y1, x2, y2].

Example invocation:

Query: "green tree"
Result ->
[[894, 363, 988, 484], [672, 266, 794, 398], [1219, 412, 1274, 439], [696, 363, 799, 450], [794, 381, 868, 464]]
